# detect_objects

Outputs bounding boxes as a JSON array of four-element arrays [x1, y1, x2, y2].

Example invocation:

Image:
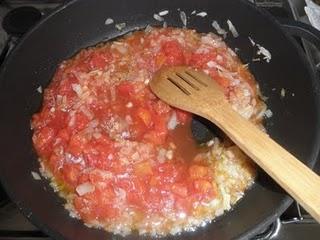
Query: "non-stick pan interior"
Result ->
[[0, 0, 319, 239]]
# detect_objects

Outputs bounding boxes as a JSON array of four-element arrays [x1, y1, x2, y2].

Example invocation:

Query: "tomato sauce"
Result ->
[[32, 28, 261, 236]]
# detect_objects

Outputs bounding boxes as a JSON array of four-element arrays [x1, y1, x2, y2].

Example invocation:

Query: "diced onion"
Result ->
[[71, 84, 82, 96], [158, 10, 169, 16], [256, 44, 272, 63], [180, 11, 187, 26], [167, 112, 178, 130], [211, 20, 227, 38], [76, 182, 95, 196], [227, 20, 239, 38], [196, 12, 207, 17], [264, 109, 273, 118], [105, 18, 114, 25], [166, 150, 173, 160], [31, 171, 41, 180], [153, 14, 164, 22], [144, 25, 153, 33], [36, 86, 42, 94], [115, 187, 127, 200], [163, 21, 167, 28], [115, 23, 126, 31], [158, 148, 167, 163], [248, 36, 256, 46]]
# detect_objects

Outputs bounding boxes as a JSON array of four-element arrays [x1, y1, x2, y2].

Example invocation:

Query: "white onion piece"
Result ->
[[163, 21, 167, 28], [227, 20, 239, 38], [144, 25, 153, 33], [76, 182, 95, 196], [248, 36, 256, 46], [71, 84, 82, 96], [196, 12, 207, 17], [180, 11, 187, 26], [212, 21, 227, 38], [157, 148, 167, 163], [256, 44, 272, 63], [115, 187, 127, 200], [31, 171, 41, 180], [264, 109, 273, 118], [153, 14, 164, 22], [105, 18, 114, 25], [114, 44, 127, 54], [115, 23, 126, 31], [167, 112, 178, 130], [158, 10, 169, 16], [36, 86, 42, 94]]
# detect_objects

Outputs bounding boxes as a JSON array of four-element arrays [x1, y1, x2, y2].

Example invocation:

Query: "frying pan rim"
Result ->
[[0, 0, 319, 239]]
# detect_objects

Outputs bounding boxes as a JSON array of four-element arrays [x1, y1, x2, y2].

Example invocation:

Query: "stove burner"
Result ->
[[2, 6, 42, 37]]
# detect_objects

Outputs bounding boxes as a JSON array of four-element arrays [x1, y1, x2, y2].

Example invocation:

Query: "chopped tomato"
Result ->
[[134, 162, 153, 176], [189, 165, 209, 179], [117, 82, 135, 96], [56, 128, 70, 143], [88, 52, 108, 70], [67, 134, 87, 156], [61, 164, 81, 187], [136, 107, 153, 128], [161, 40, 185, 66], [193, 179, 215, 197], [172, 183, 188, 197]]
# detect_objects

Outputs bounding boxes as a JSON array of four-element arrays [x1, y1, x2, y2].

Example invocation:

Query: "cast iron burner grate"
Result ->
[[0, 0, 319, 239]]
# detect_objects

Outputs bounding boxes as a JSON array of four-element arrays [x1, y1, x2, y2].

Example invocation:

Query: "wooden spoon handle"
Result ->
[[203, 105, 320, 222]]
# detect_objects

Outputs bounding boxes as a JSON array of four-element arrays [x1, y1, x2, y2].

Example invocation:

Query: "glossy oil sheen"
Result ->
[[0, 0, 319, 239]]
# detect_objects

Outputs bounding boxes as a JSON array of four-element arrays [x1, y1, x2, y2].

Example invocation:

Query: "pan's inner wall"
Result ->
[[0, 0, 319, 240]]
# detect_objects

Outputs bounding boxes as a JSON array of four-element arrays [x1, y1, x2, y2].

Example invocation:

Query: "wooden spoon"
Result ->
[[150, 66, 320, 222]]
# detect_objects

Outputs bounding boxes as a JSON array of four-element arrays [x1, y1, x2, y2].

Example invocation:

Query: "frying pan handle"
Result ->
[[280, 19, 320, 51]]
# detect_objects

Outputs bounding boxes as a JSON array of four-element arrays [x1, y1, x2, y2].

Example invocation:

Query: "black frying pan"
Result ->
[[0, 0, 320, 239]]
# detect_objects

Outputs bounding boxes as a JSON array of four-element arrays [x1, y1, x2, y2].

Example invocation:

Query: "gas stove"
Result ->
[[0, 0, 320, 239]]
